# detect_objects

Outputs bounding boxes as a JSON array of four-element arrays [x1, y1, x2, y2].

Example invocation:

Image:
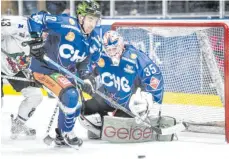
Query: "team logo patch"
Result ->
[[69, 18, 75, 25], [65, 32, 75, 42], [130, 53, 137, 59], [97, 58, 105, 67], [124, 64, 135, 74], [46, 16, 57, 21], [150, 77, 160, 89], [18, 24, 23, 28]]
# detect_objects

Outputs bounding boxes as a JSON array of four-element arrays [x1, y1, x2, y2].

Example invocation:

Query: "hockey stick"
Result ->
[[41, 55, 186, 135], [1, 75, 35, 82], [43, 103, 59, 145]]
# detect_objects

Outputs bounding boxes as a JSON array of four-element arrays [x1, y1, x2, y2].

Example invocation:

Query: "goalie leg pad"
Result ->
[[102, 116, 177, 143], [155, 116, 177, 141], [102, 116, 158, 143]]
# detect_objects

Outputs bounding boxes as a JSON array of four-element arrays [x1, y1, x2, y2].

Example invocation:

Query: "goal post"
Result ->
[[111, 22, 229, 143]]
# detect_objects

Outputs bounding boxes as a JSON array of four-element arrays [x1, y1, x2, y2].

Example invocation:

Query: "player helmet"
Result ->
[[103, 30, 124, 65], [77, 0, 101, 34], [76, 0, 101, 18]]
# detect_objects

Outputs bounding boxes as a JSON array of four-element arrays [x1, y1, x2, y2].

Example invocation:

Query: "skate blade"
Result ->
[[63, 138, 82, 150], [10, 134, 18, 140], [54, 144, 71, 148], [43, 135, 76, 149], [10, 134, 36, 140]]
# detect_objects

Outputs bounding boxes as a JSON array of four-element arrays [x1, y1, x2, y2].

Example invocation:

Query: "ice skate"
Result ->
[[62, 130, 83, 148], [61, 129, 83, 149], [55, 128, 83, 149], [54, 128, 67, 147], [10, 114, 36, 139]]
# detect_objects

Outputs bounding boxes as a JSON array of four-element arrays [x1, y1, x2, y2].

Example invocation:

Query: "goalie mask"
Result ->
[[103, 31, 124, 66], [77, 0, 101, 35]]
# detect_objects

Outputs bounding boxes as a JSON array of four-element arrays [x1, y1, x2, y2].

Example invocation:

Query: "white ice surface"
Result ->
[[1, 96, 229, 159]]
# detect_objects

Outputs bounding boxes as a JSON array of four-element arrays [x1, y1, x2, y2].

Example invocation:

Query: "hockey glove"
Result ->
[[82, 76, 96, 96], [25, 38, 45, 61], [129, 88, 158, 124]]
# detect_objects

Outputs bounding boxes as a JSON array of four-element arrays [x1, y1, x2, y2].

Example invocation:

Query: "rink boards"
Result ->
[[3, 84, 222, 107]]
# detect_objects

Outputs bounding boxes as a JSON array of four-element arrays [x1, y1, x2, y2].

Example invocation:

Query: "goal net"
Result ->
[[112, 22, 229, 142]]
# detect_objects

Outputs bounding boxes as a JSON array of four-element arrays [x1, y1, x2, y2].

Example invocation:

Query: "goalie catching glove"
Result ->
[[129, 88, 159, 124]]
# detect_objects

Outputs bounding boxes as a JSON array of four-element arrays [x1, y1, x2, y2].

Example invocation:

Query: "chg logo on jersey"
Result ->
[[101, 72, 131, 92], [97, 58, 105, 67], [65, 32, 75, 42], [124, 64, 135, 74], [69, 18, 75, 25], [150, 77, 160, 89]]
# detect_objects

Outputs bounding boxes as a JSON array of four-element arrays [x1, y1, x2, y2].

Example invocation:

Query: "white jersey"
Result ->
[[1, 16, 31, 76]]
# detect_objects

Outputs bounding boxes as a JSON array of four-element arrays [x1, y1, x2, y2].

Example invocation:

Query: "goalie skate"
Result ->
[[10, 114, 36, 139]]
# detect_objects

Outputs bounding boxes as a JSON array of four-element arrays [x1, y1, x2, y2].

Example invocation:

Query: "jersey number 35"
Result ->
[[144, 64, 157, 77]]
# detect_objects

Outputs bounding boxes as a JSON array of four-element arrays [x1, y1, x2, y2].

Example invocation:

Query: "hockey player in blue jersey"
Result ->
[[25, 0, 102, 147], [80, 30, 168, 141]]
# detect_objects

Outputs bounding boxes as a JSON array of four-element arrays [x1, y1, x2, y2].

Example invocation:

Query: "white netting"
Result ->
[[114, 23, 227, 134]]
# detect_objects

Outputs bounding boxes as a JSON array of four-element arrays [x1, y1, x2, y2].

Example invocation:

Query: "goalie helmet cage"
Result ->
[[111, 22, 229, 143]]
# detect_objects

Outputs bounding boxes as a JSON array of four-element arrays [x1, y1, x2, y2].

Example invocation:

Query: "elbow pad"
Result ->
[[27, 11, 49, 38]]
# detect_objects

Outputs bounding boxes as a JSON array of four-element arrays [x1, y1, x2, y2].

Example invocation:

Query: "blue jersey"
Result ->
[[27, 12, 101, 75], [96, 44, 164, 109]]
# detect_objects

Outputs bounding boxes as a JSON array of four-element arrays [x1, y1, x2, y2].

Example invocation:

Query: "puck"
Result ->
[[138, 155, 146, 158]]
